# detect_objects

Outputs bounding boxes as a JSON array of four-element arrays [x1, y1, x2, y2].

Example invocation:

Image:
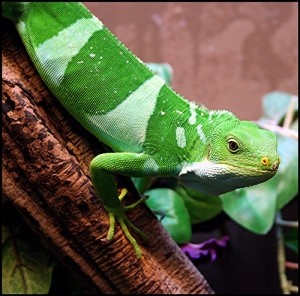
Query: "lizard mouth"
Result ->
[[222, 163, 278, 174]]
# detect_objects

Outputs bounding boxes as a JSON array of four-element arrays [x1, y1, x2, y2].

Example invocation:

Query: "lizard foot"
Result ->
[[104, 189, 149, 258]]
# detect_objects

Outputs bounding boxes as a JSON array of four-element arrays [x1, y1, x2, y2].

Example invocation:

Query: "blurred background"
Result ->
[[83, 3, 298, 294], [84, 2, 297, 121]]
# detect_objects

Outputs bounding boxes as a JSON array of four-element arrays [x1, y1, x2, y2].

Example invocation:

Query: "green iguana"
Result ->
[[2, 2, 280, 258]]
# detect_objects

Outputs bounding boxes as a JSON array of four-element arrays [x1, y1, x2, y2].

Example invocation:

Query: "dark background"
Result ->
[[83, 3, 298, 293], [191, 198, 298, 294]]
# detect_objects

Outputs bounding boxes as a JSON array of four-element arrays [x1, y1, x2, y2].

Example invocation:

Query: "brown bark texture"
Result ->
[[2, 18, 214, 294]]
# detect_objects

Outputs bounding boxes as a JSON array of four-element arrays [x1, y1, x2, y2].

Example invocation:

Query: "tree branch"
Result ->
[[2, 17, 214, 294]]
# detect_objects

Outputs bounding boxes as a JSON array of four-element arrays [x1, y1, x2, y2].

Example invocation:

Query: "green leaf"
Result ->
[[176, 186, 223, 224], [131, 176, 152, 195], [260, 91, 298, 124], [146, 63, 173, 86], [222, 133, 298, 234], [2, 204, 57, 294], [284, 228, 298, 254], [274, 134, 298, 209], [145, 188, 192, 243], [222, 184, 277, 234]]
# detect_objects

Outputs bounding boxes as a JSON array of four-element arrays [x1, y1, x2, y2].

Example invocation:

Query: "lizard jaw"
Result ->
[[178, 161, 277, 196]]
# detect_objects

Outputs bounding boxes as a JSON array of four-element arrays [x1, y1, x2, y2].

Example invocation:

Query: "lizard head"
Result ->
[[179, 120, 280, 195], [209, 120, 280, 174]]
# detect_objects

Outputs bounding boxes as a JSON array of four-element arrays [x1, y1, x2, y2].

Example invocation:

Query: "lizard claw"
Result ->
[[100, 237, 109, 242]]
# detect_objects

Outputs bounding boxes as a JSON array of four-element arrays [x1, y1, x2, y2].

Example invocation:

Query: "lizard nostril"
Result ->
[[271, 159, 280, 171], [261, 157, 269, 166]]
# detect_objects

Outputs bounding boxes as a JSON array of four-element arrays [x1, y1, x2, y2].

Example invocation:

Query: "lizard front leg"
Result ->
[[90, 152, 164, 258]]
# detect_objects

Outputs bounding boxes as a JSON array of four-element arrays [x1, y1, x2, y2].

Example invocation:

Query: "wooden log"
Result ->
[[2, 17, 214, 294]]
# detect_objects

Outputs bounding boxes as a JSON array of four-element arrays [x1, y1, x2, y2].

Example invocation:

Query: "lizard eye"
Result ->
[[227, 139, 239, 153]]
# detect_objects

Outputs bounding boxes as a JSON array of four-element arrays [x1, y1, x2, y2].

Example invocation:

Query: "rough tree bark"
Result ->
[[2, 17, 214, 294]]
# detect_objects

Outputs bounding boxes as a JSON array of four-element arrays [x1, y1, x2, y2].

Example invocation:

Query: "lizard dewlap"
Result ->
[[2, 2, 280, 257]]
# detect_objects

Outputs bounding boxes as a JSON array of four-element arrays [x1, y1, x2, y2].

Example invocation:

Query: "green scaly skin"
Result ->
[[2, 2, 280, 258]]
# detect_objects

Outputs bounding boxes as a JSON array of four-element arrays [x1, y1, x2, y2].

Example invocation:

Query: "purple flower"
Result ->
[[180, 236, 230, 262]]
